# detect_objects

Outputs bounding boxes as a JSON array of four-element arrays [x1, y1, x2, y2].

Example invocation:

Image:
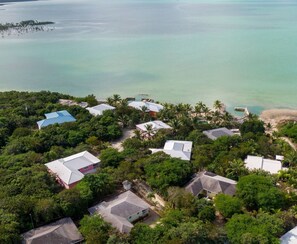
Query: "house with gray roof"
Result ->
[[88, 191, 150, 233], [37, 110, 76, 129], [203, 127, 235, 140], [22, 217, 83, 244], [45, 151, 100, 189], [185, 171, 237, 197], [150, 140, 193, 161], [86, 104, 115, 116]]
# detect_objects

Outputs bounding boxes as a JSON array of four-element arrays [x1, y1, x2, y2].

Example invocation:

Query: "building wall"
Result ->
[[57, 178, 78, 189], [79, 164, 95, 174], [67, 182, 79, 189], [149, 111, 157, 118]]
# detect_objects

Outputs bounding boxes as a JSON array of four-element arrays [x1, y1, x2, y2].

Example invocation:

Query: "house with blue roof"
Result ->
[[37, 110, 76, 129]]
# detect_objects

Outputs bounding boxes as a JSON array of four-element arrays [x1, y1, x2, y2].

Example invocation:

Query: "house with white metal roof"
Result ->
[[280, 226, 297, 244], [136, 120, 171, 137], [128, 101, 163, 117], [86, 104, 115, 116], [244, 155, 286, 174], [185, 171, 237, 197], [37, 110, 76, 129], [45, 151, 100, 189], [203, 127, 235, 140], [88, 191, 150, 233], [150, 140, 193, 161]]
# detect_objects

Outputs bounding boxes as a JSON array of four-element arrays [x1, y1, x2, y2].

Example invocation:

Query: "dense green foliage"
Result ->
[[0, 91, 132, 241], [144, 156, 192, 194], [130, 209, 225, 244], [1, 91, 296, 243], [79, 215, 113, 244], [236, 174, 285, 211], [226, 212, 283, 244], [214, 194, 242, 218], [279, 121, 297, 143]]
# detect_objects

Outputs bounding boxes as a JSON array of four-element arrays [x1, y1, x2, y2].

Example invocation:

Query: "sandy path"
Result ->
[[260, 109, 297, 151], [111, 128, 135, 152]]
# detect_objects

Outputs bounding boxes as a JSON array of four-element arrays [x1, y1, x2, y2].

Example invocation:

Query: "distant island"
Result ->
[[0, 0, 36, 3], [0, 20, 54, 37]]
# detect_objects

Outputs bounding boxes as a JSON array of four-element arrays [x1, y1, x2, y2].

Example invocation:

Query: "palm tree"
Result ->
[[134, 129, 141, 140], [106, 97, 114, 106], [169, 119, 181, 135], [285, 151, 297, 167], [119, 98, 128, 107], [117, 114, 129, 128], [213, 100, 223, 112], [144, 124, 155, 139], [194, 101, 206, 116], [211, 110, 222, 125], [112, 94, 121, 104], [158, 103, 175, 121], [202, 106, 211, 119], [226, 159, 248, 180]]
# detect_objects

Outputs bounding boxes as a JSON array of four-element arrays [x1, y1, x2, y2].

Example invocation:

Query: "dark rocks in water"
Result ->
[[0, 20, 54, 37]]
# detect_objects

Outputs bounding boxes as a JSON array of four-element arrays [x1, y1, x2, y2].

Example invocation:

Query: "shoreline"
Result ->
[[260, 108, 297, 131], [0, 89, 296, 121]]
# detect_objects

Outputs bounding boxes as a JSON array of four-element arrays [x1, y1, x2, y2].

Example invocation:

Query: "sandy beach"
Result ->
[[260, 108, 297, 128]]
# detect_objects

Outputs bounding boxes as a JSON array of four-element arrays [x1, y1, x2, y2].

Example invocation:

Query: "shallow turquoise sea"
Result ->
[[0, 0, 296, 111]]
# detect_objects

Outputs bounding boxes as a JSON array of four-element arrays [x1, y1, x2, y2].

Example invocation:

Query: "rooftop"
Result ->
[[86, 104, 115, 116], [45, 151, 100, 185], [244, 155, 285, 174], [185, 171, 237, 196], [136, 120, 171, 132], [280, 226, 297, 244], [37, 110, 76, 129], [150, 140, 193, 161], [88, 191, 150, 233], [22, 217, 83, 244], [128, 101, 163, 113], [203, 127, 235, 140]]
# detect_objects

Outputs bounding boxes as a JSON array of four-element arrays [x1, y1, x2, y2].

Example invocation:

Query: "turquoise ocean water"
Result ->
[[0, 0, 296, 111]]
